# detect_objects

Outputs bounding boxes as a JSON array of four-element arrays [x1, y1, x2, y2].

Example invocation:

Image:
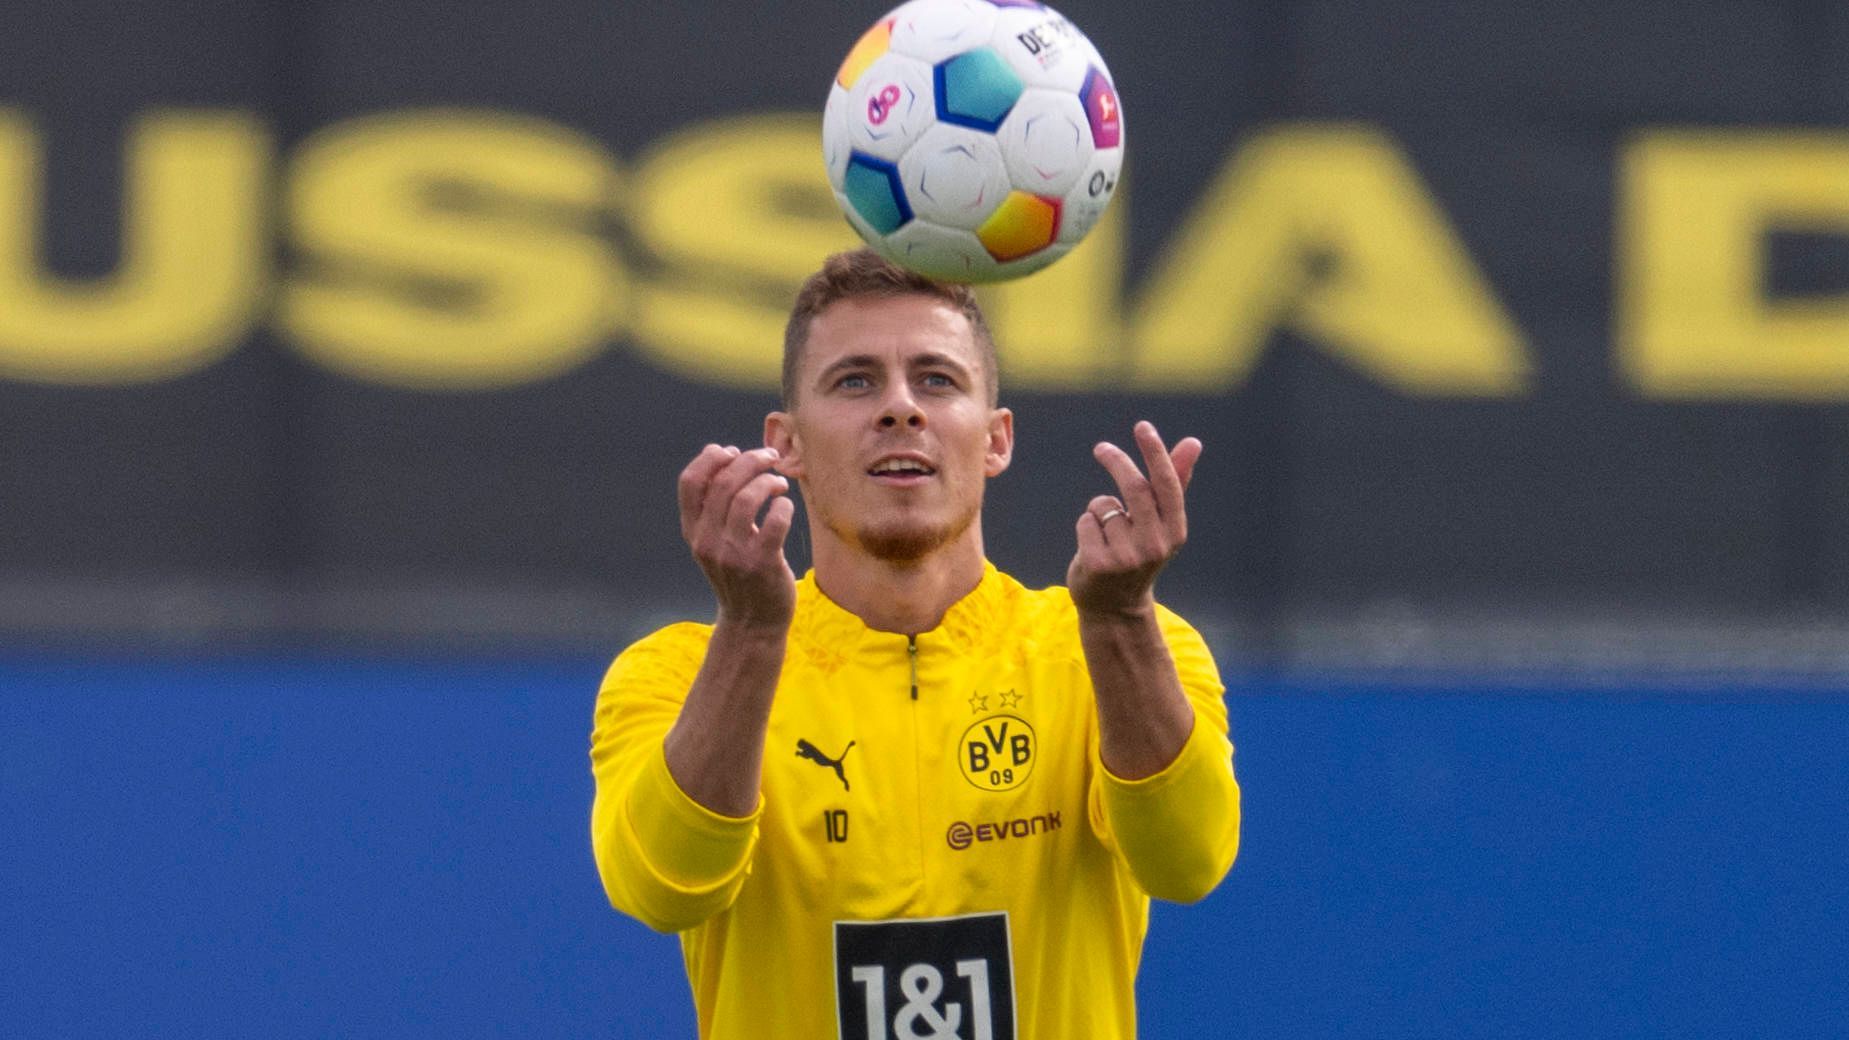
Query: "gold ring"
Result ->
[[1098, 507, 1128, 524]]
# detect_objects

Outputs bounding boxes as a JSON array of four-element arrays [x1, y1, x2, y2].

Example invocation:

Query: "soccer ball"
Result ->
[[822, 0, 1124, 283]]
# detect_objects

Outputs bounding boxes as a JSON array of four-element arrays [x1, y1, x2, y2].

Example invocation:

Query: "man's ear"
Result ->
[[765, 411, 803, 477], [984, 407, 1014, 478]]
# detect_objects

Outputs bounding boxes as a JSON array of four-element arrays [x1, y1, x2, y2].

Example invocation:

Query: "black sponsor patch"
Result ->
[[834, 912, 1015, 1040]]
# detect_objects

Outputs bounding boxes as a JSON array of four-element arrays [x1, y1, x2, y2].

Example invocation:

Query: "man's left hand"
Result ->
[[1067, 421, 1201, 619]]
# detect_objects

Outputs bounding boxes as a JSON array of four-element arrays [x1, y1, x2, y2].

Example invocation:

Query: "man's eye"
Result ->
[[837, 374, 870, 389], [923, 373, 955, 388]]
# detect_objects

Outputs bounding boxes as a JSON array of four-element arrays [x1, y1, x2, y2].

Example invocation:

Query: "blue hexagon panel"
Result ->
[[934, 48, 1024, 133], [843, 153, 913, 234]]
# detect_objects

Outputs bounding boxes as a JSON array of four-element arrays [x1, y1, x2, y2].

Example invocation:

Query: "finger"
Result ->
[[724, 470, 791, 545], [698, 447, 780, 543], [1086, 493, 1124, 517], [1171, 437, 1203, 491], [1077, 498, 1133, 567], [691, 447, 765, 550], [1135, 421, 1186, 531], [1074, 509, 1107, 563], [1083, 493, 1125, 542], [1093, 440, 1161, 540], [679, 444, 734, 540], [754, 494, 796, 554]]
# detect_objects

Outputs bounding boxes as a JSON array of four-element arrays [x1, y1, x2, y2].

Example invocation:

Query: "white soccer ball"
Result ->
[[822, 0, 1125, 283]]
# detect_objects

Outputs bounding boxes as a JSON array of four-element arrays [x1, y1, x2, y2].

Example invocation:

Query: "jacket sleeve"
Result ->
[[1088, 606, 1241, 904], [589, 622, 762, 933]]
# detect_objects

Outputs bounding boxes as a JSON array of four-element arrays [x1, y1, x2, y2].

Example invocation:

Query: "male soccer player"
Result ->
[[591, 248, 1240, 1039]]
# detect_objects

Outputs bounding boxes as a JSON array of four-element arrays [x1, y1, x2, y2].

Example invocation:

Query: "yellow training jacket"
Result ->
[[590, 562, 1240, 1040]]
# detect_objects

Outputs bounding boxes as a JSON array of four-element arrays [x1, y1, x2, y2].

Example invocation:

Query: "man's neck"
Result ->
[[810, 530, 988, 635]]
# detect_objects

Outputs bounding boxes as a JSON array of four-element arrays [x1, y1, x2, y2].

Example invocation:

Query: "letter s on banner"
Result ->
[[279, 110, 625, 391]]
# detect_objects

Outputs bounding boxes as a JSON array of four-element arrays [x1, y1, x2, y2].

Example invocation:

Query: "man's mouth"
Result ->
[[868, 456, 937, 484]]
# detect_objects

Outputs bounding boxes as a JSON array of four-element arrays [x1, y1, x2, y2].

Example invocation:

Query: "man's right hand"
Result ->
[[678, 444, 797, 629]]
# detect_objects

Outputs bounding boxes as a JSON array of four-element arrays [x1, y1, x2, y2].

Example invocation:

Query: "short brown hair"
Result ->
[[782, 248, 999, 407]]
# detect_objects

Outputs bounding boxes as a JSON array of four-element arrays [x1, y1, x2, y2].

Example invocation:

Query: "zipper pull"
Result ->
[[908, 635, 919, 700]]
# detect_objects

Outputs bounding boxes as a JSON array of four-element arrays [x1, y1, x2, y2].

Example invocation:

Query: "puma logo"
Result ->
[[796, 738, 855, 791]]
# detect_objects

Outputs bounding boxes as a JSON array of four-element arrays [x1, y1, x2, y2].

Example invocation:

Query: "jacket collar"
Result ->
[[789, 560, 1011, 667]]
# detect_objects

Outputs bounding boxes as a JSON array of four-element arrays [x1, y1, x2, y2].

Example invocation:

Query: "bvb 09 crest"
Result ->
[[959, 714, 1036, 792]]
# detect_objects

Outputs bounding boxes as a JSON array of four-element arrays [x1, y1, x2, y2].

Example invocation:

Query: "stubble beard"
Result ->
[[826, 498, 981, 564]]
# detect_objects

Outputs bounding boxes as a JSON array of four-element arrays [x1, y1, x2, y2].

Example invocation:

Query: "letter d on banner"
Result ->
[[1620, 130, 1849, 400]]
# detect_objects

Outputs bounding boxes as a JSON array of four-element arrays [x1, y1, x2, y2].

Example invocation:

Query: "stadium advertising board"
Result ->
[[3, 0, 1847, 663]]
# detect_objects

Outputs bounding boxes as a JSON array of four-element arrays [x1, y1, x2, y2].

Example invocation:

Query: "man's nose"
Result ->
[[878, 383, 925, 429]]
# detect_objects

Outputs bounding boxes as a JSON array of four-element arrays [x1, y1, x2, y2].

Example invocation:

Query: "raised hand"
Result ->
[[1067, 421, 1201, 619], [678, 444, 798, 629]]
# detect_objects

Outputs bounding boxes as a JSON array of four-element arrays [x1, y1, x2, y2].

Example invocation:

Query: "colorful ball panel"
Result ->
[[934, 48, 1024, 132], [836, 190, 880, 248], [993, 240, 1071, 279], [976, 190, 1060, 262], [836, 19, 894, 89], [1079, 67, 1122, 149], [843, 153, 913, 235]]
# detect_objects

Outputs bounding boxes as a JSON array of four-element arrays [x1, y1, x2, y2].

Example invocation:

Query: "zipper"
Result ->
[[906, 632, 926, 887], [907, 635, 919, 700]]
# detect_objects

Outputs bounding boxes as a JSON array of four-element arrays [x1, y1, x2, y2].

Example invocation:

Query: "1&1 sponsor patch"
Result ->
[[834, 911, 1015, 1040]]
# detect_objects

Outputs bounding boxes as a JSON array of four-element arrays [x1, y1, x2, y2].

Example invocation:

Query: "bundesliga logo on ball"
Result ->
[[823, 0, 1125, 283]]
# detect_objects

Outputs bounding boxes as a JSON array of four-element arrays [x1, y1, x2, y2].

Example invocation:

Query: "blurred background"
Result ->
[[3, 0, 1847, 1036]]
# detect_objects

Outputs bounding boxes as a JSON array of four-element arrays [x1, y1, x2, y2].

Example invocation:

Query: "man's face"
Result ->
[[768, 295, 1013, 563]]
